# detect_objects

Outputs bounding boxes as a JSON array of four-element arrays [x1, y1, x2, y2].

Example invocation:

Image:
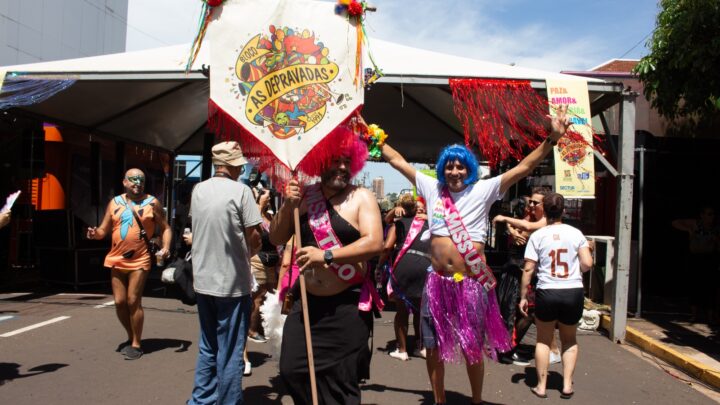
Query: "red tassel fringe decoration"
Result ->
[[449, 78, 603, 168], [450, 78, 548, 167], [209, 99, 365, 186]]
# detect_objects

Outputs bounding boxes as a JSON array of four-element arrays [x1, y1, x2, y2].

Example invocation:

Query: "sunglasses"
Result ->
[[126, 175, 145, 185], [528, 200, 543, 206]]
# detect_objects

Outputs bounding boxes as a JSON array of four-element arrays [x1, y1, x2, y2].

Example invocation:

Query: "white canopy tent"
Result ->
[[1, 39, 621, 161], [0, 39, 635, 342]]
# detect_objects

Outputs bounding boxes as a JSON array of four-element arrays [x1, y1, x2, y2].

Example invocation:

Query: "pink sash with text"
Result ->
[[306, 184, 383, 311], [440, 187, 497, 290]]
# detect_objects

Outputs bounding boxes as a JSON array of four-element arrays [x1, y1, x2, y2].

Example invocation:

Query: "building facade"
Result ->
[[0, 0, 128, 65], [372, 176, 384, 200]]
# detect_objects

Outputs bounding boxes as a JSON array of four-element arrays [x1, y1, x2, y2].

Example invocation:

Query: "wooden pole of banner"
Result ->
[[294, 206, 318, 405], [289, 8, 377, 403]]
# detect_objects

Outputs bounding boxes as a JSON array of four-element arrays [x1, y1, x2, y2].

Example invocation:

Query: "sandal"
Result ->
[[560, 390, 575, 399], [124, 346, 143, 360], [530, 387, 547, 399], [116, 340, 131, 354]]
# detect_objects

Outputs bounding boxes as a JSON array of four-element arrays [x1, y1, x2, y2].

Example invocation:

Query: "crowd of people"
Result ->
[[85, 106, 613, 404]]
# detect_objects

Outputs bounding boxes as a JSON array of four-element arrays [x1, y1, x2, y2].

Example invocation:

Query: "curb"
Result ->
[[601, 315, 720, 390]]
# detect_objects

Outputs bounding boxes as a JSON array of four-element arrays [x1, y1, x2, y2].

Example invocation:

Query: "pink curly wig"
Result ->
[[297, 125, 368, 178]]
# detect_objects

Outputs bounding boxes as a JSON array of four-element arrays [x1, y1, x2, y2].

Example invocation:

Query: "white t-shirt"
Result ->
[[524, 223, 588, 290], [415, 172, 503, 242]]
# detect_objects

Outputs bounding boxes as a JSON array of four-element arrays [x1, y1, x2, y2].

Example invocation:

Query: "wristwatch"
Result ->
[[323, 250, 334, 265], [545, 137, 558, 146]]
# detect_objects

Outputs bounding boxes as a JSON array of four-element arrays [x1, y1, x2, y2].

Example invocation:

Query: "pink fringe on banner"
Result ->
[[208, 99, 367, 186]]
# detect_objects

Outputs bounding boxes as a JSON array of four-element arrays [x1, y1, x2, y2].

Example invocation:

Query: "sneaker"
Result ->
[[413, 347, 427, 359], [124, 346, 143, 360], [511, 352, 531, 366], [389, 349, 409, 361], [549, 350, 562, 365], [116, 340, 131, 354], [243, 361, 252, 376], [248, 333, 268, 343]]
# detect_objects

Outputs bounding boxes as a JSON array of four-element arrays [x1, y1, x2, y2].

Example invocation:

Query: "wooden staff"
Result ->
[[293, 206, 318, 405], [290, 7, 379, 403]]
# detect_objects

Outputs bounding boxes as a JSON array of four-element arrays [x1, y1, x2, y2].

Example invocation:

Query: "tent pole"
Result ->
[[610, 90, 637, 342]]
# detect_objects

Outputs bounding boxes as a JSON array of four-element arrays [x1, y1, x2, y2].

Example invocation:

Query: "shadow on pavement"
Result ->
[[0, 362, 68, 386], [644, 314, 720, 362], [244, 374, 288, 404], [362, 383, 479, 404], [511, 367, 565, 395], [248, 351, 272, 368], [141, 338, 192, 354]]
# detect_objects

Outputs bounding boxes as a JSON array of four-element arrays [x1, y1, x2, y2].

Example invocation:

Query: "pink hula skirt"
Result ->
[[426, 271, 511, 364]]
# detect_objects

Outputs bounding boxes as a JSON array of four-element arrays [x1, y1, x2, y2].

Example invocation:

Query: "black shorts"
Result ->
[[535, 288, 584, 325]]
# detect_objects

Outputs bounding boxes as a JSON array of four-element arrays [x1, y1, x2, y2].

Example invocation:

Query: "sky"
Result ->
[[127, 0, 660, 193]]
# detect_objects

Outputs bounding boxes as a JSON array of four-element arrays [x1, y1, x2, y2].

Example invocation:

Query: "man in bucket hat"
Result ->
[[188, 141, 263, 405]]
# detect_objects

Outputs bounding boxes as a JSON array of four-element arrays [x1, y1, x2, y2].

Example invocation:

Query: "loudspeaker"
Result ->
[[38, 247, 109, 287], [20, 121, 45, 178]]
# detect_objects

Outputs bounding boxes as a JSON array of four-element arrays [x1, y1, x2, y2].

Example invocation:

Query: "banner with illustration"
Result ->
[[545, 79, 595, 198], [207, 0, 363, 171]]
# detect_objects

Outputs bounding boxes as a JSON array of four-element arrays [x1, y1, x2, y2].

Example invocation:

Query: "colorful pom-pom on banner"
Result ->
[[362, 123, 388, 161], [334, 0, 383, 87]]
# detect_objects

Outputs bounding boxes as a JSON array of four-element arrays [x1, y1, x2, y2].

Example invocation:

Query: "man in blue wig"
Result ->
[[381, 105, 571, 405]]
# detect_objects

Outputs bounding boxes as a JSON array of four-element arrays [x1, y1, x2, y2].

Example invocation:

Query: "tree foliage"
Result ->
[[634, 0, 720, 120]]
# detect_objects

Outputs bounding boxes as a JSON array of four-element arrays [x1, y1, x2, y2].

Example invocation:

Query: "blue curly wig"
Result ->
[[435, 144, 479, 186]]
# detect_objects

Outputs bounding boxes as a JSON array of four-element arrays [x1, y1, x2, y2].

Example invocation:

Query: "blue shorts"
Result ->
[[420, 284, 437, 349]]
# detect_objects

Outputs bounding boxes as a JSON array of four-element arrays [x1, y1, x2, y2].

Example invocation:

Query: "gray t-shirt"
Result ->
[[191, 177, 262, 297]]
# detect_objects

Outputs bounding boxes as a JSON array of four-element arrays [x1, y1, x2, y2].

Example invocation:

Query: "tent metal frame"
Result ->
[[5, 70, 636, 342]]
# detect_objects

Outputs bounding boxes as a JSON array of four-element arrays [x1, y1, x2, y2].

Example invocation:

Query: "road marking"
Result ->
[[0, 292, 32, 300], [94, 301, 115, 309], [0, 315, 15, 322], [0, 316, 70, 337], [58, 293, 108, 297]]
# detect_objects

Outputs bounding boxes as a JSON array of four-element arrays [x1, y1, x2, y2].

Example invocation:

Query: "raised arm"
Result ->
[[269, 179, 302, 246], [381, 143, 417, 186], [671, 218, 696, 233], [500, 105, 571, 194], [494, 215, 547, 233], [384, 205, 406, 225]]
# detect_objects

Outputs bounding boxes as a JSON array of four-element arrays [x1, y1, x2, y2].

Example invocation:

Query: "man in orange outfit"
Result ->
[[87, 168, 171, 360]]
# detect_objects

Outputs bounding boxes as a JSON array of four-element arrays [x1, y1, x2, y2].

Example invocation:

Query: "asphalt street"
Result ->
[[0, 291, 716, 404]]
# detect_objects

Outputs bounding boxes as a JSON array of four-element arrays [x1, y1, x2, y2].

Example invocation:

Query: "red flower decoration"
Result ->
[[206, 0, 224, 7], [347, 1, 364, 16]]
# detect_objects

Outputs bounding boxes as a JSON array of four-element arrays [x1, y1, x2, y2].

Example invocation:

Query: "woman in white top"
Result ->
[[519, 193, 593, 399]]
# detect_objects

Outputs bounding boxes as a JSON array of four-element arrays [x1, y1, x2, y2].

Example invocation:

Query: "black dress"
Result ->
[[279, 202, 373, 405], [391, 216, 431, 300]]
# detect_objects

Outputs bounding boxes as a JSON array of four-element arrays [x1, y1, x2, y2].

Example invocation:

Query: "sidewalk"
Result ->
[[602, 313, 720, 397]]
